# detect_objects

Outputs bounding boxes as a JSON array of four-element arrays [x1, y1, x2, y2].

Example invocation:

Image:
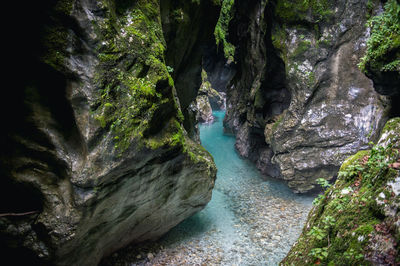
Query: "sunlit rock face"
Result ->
[[0, 0, 217, 265], [224, 0, 389, 193], [195, 95, 214, 123]]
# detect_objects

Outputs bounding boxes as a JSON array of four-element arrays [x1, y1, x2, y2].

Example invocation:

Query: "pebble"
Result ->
[[101, 178, 314, 266], [100, 118, 315, 266]]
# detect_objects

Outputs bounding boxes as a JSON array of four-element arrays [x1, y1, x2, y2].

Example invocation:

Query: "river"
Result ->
[[103, 111, 314, 265]]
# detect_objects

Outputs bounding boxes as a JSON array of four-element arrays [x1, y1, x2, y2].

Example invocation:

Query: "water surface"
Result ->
[[104, 111, 314, 265]]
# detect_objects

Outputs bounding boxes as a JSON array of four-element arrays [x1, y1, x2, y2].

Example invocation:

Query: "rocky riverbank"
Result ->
[[101, 112, 314, 266]]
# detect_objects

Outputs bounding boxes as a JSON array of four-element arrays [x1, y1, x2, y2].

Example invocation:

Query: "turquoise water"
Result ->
[[105, 111, 314, 265], [157, 111, 314, 265]]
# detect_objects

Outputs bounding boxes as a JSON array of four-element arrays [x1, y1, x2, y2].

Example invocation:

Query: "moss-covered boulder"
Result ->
[[0, 0, 217, 265], [281, 118, 400, 265]]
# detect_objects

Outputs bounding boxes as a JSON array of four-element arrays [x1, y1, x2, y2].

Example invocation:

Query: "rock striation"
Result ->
[[224, 0, 390, 193], [0, 0, 217, 265]]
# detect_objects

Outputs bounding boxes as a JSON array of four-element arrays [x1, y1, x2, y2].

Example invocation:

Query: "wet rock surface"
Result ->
[[224, 0, 390, 193], [0, 1, 217, 265], [102, 111, 314, 266]]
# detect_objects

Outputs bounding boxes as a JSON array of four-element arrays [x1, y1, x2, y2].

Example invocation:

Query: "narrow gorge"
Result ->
[[1, 0, 399, 265]]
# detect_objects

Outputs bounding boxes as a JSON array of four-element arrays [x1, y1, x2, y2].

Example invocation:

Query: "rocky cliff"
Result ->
[[280, 1, 400, 263], [0, 0, 217, 265], [224, 0, 393, 193]]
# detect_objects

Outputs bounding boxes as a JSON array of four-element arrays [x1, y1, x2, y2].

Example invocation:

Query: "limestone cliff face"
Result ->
[[225, 0, 390, 193], [0, 0, 217, 265]]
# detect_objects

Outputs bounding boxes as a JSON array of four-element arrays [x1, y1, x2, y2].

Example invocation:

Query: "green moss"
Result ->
[[275, 0, 333, 23], [92, 0, 179, 154], [271, 26, 288, 62], [54, 0, 74, 14], [145, 117, 214, 167], [214, 0, 235, 61], [359, 0, 400, 73], [339, 150, 369, 172], [146, 118, 185, 150], [306, 71, 315, 86], [272, 115, 284, 131], [290, 40, 312, 59], [282, 137, 400, 265], [40, 0, 74, 72], [41, 26, 70, 71], [380, 117, 400, 136], [254, 89, 265, 110], [316, 38, 332, 47]]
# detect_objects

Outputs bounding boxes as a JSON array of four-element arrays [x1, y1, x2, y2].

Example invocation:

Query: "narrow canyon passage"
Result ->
[[103, 111, 315, 265]]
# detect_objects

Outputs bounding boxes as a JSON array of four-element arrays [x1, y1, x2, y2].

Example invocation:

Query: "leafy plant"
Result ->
[[358, 0, 400, 73], [322, 215, 336, 233], [313, 194, 325, 205], [307, 226, 327, 240], [309, 247, 328, 261], [316, 178, 331, 189], [166, 66, 174, 73], [339, 142, 398, 185], [312, 178, 331, 206], [338, 163, 364, 180], [344, 248, 364, 261]]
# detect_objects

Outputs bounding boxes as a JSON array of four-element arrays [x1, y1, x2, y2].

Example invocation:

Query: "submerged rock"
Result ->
[[0, 0, 217, 265], [281, 118, 400, 265]]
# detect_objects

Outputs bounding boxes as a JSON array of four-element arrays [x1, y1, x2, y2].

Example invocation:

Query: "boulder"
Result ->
[[281, 118, 400, 265], [195, 95, 214, 123], [0, 0, 217, 265]]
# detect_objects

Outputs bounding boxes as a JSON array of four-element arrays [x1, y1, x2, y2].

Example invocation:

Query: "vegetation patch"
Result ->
[[281, 139, 400, 265], [275, 0, 333, 23], [40, 0, 74, 72], [93, 0, 182, 154], [214, 0, 235, 61], [359, 0, 400, 73]]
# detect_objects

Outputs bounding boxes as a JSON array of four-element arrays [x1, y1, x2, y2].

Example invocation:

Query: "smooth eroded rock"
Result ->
[[0, 0, 217, 265]]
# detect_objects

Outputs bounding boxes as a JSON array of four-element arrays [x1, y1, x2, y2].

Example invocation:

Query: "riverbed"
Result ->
[[102, 111, 315, 265]]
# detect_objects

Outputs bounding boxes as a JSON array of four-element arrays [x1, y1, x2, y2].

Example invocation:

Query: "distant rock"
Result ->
[[199, 69, 226, 110], [196, 95, 214, 123]]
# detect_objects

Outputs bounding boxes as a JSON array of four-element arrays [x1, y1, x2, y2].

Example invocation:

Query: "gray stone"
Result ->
[[0, 1, 217, 265], [224, 0, 390, 193], [195, 95, 214, 124]]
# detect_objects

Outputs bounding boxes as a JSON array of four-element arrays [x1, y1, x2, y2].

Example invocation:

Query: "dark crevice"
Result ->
[[388, 94, 400, 118], [0, 245, 53, 266], [0, 176, 44, 214]]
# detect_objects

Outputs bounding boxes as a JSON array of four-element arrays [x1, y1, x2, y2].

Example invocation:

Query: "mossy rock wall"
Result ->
[[0, 0, 217, 265], [281, 118, 400, 265]]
